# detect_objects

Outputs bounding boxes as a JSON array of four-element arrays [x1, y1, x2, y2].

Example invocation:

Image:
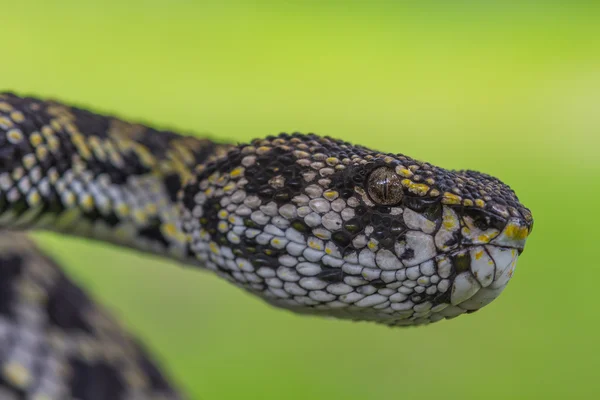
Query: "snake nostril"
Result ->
[[528, 219, 534, 235]]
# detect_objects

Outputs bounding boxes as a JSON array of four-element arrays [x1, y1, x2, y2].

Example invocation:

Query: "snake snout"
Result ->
[[452, 213, 532, 312], [490, 216, 532, 253]]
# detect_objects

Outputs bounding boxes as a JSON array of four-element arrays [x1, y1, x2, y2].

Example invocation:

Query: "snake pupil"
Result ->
[[367, 167, 403, 205]]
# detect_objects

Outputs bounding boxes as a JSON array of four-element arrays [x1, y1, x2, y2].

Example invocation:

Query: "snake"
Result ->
[[0, 92, 534, 399]]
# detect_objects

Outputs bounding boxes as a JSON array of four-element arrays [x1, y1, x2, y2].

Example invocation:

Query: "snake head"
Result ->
[[181, 133, 533, 326]]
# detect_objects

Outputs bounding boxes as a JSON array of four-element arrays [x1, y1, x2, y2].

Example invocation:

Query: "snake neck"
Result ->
[[0, 93, 232, 263], [0, 92, 533, 327]]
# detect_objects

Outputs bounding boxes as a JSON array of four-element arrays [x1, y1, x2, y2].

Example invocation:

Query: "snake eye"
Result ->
[[367, 167, 403, 205]]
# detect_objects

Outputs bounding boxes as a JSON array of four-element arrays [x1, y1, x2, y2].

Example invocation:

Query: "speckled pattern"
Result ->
[[0, 93, 533, 397], [0, 232, 184, 400], [181, 133, 533, 324]]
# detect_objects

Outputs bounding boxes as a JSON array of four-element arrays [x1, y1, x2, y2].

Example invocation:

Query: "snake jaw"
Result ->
[[447, 217, 531, 312], [453, 244, 520, 312]]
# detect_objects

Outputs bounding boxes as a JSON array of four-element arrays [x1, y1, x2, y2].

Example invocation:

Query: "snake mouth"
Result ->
[[491, 217, 531, 251], [291, 242, 522, 326], [437, 243, 520, 312]]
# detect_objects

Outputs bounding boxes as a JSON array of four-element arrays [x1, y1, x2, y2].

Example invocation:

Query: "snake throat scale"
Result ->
[[0, 92, 534, 399]]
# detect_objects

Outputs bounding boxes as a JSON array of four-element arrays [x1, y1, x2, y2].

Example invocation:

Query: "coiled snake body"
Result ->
[[0, 93, 533, 399]]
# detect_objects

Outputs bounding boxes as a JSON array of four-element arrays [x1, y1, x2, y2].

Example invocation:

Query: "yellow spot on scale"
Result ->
[[478, 234, 492, 243], [47, 169, 59, 184], [133, 144, 156, 168], [162, 223, 178, 237], [63, 192, 76, 207], [47, 137, 59, 152], [3, 361, 31, 388], [209, 241, 219, 254], [133, 210, 148, 225], [401, 179, 429, 196], [22, 154, 37, 170], [27, 191, 41, 206], [10, 111, 25, 123], [293, 150, 310, 159], [395, 166, 413, 178], [223, 183, 236, 192], [11, 167, 24, 181], [308, 240, 323, 250], [6, 129, 23, 143], [0, 101, 13, 112], [218, 210, 228, 219], [475, 199, 485, 208], [216, 175, 228, 186], [178, 147, 195, 165], [230, 167, 245, 178], [41, 126, 54, 137], [256, 146, 272, 155], [408, 183, 429, 196], [505, 224, 529, 241], [218, 221, 229, 231], [50, 119, 62, 131], [29, 132, 43, 147], [272, 238, 280, 246], [207, 173, 219, 184], [315, 232, 329, 240], [367, 240, 378, 250], [475, 250, 484, 260], [80, 194, 95, 211], [0, 116, 14, 128], [323, 190, 338, 200], [442, 192, 462, 205], [109, 152, 125, 168], [463, 199, 474, 207], [116, 203, 130, 217], [89, 137, 107, 160], [72, 134, 92, 160]]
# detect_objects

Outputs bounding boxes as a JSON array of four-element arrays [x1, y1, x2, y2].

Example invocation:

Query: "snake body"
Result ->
[[0, 92, 533, 399]]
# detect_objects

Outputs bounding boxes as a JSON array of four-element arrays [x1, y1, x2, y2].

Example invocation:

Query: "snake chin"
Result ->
[[260, 242, 522, 327]]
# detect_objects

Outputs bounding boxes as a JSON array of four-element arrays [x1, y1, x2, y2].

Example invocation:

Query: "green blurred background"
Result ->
[[3, 1, 599, 399]]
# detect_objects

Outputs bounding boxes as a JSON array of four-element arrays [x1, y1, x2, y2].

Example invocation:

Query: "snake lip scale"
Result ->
[[0, 92, 533, 399]]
